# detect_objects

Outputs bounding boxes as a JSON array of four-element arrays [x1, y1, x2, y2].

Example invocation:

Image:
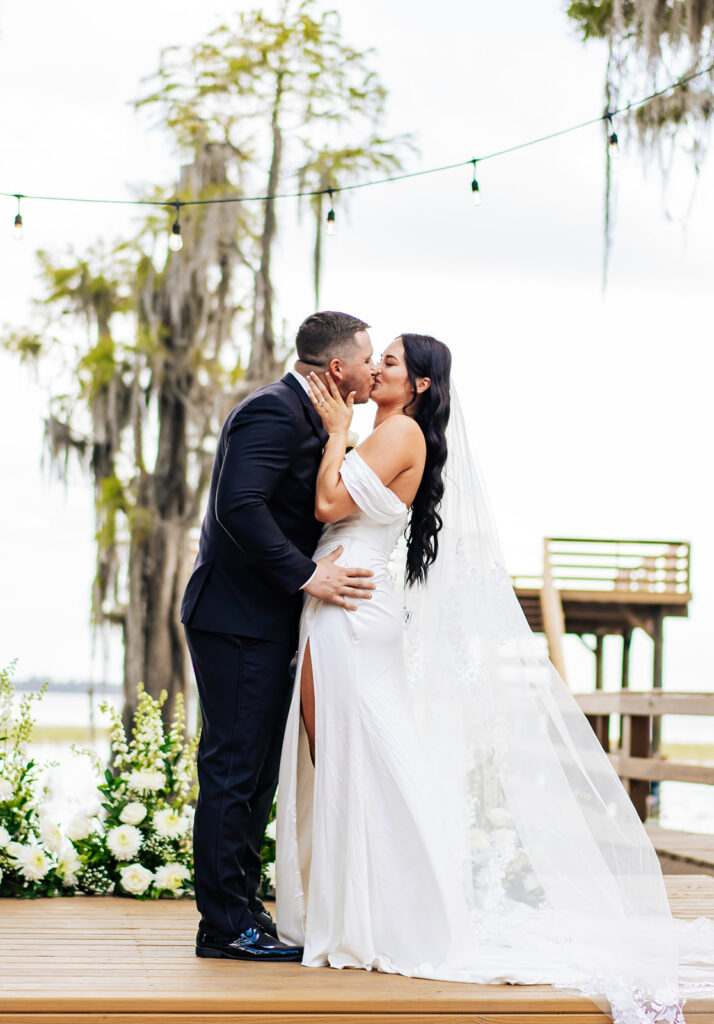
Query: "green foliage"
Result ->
[[3, 330, 44, 363], [0, 665, 68, 897], [567, 0, 617, 40]]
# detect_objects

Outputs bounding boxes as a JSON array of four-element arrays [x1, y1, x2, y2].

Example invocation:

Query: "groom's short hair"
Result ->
[[296, 311, 370, 367]]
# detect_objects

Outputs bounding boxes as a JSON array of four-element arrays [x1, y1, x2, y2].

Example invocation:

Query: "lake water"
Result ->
[[15, 690, 714, 835]]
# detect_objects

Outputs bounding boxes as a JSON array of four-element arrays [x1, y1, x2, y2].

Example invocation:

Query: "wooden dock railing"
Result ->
[[574, 690, 714, 820]]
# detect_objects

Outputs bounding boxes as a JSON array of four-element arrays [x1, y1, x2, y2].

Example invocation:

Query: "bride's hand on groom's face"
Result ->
[[307, 372, 354, 435]]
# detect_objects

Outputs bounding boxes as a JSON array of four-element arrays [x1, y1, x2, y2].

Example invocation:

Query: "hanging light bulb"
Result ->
[[470, 160, 482, 207], [326, 189, 336, 236], [12, 195, 23, 241], [606, 114, 619, 153], [169, 201, 183, 252], [169, 221, 183, 251]]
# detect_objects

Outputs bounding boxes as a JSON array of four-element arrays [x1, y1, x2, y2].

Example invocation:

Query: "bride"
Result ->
[[275, 333, 713, 1023]]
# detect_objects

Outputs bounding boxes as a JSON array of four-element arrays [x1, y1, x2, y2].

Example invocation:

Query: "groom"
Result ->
[[181, 311, 376, 961]]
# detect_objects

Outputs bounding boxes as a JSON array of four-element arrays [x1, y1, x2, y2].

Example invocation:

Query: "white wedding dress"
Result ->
[[275, 410, 714, 1023]]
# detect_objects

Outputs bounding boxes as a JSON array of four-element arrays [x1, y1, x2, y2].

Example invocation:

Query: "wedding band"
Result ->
[[318, 399, 325, 405]]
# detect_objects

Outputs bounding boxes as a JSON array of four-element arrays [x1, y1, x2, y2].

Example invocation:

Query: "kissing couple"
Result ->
[[181, 311, 712, 1023]]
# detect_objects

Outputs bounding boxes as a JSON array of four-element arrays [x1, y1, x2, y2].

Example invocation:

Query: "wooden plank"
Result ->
[[0, 1015, 617, 1024], [0, 886, 711, 1020], [648, 826, 714, 870], [559, 589, 691, 605], [546, 536, 690, 550], [608, 754, 714, 785], [575, 692, 714, 716], [539, 545, 568, 684]]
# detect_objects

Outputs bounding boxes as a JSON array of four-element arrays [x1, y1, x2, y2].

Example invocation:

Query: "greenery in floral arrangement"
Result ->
[[70, 684, 198, 899], [0, 663, 75, 897]]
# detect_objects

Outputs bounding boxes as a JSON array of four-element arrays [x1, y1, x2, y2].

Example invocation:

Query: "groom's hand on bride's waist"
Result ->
[[301, 545, 374, 610]]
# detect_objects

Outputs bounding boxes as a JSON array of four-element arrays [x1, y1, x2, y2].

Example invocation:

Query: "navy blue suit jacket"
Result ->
[[180, 374, 328, 646]]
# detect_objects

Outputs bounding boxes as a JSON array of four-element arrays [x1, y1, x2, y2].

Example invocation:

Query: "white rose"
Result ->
[[264, 861, 276, 890], [65, 814, 93, 842], [120, 802, 147, 826], [346, 430, 359, 449], [154, 862, 191, 892], [5, 841, 24, 859], [0, 824, 11, 848], [106, 824, 142, 861], [119, 863, 154, 895], [152, 808, 189, 839], [265, 818, 277, 841], [0, 777, 14, 801], [523, 871, 540, 892], [486, 807, 512, 829], [57, 846, 81, 886], [469, 828, 490, 854], [127, 770, 166, 794], [39, 818, 64, 855], [15, 845, 52, 882]]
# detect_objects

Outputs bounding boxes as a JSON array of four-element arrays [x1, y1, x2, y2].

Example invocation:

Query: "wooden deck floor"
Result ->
[[647, 824, 714, 876], [1, 879, 713, 1023]]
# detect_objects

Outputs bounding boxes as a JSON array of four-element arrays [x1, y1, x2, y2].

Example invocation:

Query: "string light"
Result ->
[[12, 194, 23, 241], [471, 160, 482, 207], [606, 113, 619, 152], [2, 61, 712, 230], [168, 201, 183, 252], [326, 190, 336, 236]]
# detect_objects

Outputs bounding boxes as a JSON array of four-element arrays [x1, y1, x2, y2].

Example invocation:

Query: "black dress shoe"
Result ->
[[196, 926, 302, 962], [252, 904, 278, 939]]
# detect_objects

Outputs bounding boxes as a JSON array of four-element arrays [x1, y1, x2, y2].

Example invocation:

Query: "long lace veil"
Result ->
[[402, 389, 714, 1023]]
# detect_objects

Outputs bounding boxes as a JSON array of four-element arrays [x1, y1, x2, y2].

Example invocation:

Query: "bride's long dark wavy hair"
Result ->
[[401, 333, 452, 587]]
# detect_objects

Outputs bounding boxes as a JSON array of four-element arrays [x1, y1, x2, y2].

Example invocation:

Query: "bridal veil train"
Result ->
[[276, 391, 714, 1023]]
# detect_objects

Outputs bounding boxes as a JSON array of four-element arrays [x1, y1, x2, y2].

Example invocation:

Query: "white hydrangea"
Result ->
[[152, 808, 190, 839], [14, 844, 52, 882], [65, 814, 93, 841], [119, 863, 153, 895], [106, 824, 143, 861], [0, 824, 10, 848], [0, 776, 13, 801], [57, 846, 81, 886], [265, 818, 276, 841], [154, 862, 191, 892], [264, 861, 276, 890], [120, 802, 147, 826], [39, 817, 64, 855], [126, 770, 166, 794]]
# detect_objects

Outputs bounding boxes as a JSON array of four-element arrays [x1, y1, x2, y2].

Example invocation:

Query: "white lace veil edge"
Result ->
[[401, 388, 714, 1022]]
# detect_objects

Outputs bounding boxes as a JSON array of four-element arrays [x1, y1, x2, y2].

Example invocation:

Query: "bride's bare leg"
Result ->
[[300, 640, 316, 764]]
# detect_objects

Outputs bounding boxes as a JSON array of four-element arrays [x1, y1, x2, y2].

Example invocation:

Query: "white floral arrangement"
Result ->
[[0, 666, 280, 902], [0, 663, 73, 896], [70, 685, 198, 898]]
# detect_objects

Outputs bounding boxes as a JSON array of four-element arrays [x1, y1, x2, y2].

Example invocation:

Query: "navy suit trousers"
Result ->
[[185, 625, 295, 939]]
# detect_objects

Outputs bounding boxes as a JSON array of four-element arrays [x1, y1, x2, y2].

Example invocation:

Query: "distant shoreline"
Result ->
[[14, 679, 123, 694]]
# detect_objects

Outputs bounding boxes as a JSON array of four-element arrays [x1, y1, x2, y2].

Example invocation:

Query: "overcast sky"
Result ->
[[0, 0, 711, 696]]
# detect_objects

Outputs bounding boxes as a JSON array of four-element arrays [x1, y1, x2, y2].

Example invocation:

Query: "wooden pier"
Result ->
[[514, 538, 691, 714], [1, 885, 713, 1023]]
